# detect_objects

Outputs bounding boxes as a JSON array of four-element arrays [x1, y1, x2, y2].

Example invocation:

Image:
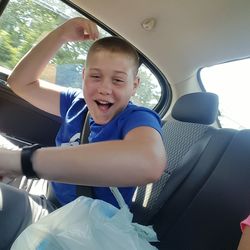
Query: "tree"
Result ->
[[0, 0, 62, 67], [132, 65, 161, 108], [0, 30, 18, 68], [0, 0, 91, 68], [0, 0, 161, 108]]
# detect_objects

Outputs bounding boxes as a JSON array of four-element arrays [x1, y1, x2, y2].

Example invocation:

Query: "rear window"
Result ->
[[199, 58, 250, 129], [0, 0, 166, 110]]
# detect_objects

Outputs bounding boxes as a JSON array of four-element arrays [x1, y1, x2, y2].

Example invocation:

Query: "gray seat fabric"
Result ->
[[131, 91, 250, 249], [131, 92, 219, 224], [171, 92, 219, 124], [152, 128, 250, 250]]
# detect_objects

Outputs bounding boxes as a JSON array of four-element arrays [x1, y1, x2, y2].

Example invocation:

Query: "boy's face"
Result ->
[[83, 51, 140, 124]]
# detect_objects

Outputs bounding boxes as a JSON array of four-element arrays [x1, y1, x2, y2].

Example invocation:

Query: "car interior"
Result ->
[[0, 0, 250, 249]]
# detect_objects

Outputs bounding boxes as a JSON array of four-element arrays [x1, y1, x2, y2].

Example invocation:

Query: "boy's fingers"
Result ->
[[83, 31, 98, 41], [83, 34, 91, 40], [84, 21, 99, 40], [89, 23, 99, 40], [72, 18, 99, 41]]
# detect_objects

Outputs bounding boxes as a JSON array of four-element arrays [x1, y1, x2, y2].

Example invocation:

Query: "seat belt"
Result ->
[[80, 110, 91, 145], [76, 111, 94, 198]]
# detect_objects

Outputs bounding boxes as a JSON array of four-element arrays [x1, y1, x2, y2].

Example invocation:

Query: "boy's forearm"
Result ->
[[7, 17, 98, 92], [7, 27, 65, 92], [0, 134, 166, 186], [33, 140, 166, 187]]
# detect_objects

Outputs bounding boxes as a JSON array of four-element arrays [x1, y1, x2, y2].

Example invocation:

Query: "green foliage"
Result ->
[[0, 30, 18, 68], [0, 0, 161, 108], [0, 0, 62, 68], [132, 65, 161, 108]]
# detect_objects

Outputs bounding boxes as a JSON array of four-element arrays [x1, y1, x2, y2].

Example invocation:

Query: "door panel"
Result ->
[[0, 74, 61, 146]]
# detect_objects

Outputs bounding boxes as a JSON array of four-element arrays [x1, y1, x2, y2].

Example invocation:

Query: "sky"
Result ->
[[200, 58, 250, 129]]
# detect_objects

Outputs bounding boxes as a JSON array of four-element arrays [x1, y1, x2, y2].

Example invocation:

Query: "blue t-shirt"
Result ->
[[52, 88, 163, 208]]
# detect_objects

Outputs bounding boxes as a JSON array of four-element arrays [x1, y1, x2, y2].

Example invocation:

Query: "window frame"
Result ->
[[0, 0, 10, 16], [197, 56, 250, 129], [197, 67, 222, 128], [0, 0, 171, 117]]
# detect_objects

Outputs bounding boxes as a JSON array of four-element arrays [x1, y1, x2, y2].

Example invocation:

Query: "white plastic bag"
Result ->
[[11, 187, 158, 250]]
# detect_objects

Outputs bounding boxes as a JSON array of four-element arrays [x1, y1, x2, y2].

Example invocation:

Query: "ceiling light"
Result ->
[[141, 17, 156, 31]]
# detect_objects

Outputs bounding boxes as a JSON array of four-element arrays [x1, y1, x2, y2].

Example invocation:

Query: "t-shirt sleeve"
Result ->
[[60, 88, 82, 118], [120, 107, 163, 138], [240, 215, 250, 232]]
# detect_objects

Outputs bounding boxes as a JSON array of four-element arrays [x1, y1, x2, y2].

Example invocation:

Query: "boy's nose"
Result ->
[[98, 79, 112, 95]]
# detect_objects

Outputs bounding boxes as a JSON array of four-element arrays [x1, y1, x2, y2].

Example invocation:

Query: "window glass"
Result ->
[[199, 58, 250, 129], [135, 64, 162, 109], [0, 0, 162, 109]]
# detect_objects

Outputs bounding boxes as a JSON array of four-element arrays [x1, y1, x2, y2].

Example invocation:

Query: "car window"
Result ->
[[199, 58, 250, 130], [0, 0, 164, 110]]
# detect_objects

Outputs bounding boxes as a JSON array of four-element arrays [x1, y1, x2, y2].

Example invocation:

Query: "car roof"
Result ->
[[71, 0, 250, 85]]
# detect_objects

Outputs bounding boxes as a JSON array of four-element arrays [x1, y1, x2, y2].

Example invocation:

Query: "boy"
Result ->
[[0, 17, 166, 248]]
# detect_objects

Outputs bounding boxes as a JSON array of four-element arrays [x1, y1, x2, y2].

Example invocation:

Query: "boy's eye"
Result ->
[[113, 79, 125, 84], [91, 75, 100, 79]]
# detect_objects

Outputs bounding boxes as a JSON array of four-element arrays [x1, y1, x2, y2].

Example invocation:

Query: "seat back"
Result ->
[[131, 92, 219, 224], [152, 128, 250, 250], [131, 92, 250, 249]]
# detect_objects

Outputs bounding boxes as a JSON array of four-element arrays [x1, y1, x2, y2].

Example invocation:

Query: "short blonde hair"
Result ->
[[86, 36, 140, 75]]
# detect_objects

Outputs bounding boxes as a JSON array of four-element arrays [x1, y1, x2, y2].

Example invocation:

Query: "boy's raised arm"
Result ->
[[7, 18, 99, 117]]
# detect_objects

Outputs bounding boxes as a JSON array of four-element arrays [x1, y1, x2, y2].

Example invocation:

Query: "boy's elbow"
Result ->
[[144, 148, 167, 184], [7, 76, 18, 93], [149, 159, 166, 183]]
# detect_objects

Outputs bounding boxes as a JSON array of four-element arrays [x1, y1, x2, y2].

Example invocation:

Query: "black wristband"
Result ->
[[21, 144, 41, 179]]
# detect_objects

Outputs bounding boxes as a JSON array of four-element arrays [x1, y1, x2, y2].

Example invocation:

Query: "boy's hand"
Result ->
[[0, 148, 22, 178], [59, 17, 99, 43]]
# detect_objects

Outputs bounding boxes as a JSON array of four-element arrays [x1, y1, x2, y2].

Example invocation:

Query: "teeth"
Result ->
[[98, 100, 110, 104]]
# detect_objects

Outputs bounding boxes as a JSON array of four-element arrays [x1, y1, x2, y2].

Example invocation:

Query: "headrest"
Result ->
[[171, 92, 219, 125]]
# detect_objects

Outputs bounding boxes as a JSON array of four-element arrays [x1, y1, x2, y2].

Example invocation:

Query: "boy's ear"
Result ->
[[82, 68, 85, 79], [132, 76, 140, 96]]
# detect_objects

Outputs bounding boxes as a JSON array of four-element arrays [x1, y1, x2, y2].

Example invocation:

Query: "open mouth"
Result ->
[[95, 100, 113, 111]]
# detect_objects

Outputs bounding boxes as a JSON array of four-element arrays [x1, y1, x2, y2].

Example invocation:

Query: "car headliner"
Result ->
[[70, 0, 250, 85]]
